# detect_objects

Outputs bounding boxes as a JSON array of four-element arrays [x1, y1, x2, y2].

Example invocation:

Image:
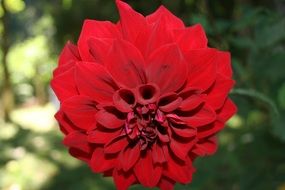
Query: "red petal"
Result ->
[[58, 41, 81, 66], [158, 93, 182, 113], [63, 131, 90, 153], [53, 60, 75, 77], [171, 126, 196, 138], [179, 94, 206, 111], [156, 128, 170, 143], [152, 143, 166, 164], [163, 151, 194, 184], [104, 135, 128, 154], [169, 138, 196, 161], [113, 169, 137, 190], [54, 42, 79, 78], [119, 144, 140, 171], [133, 24, 151, 58], [181, 104, 216, 127], [90, 147, 116, 173], [95, 109, 125, 129], [75, 62, 118, 103], [87, 129, 121, 144], [69, 148, 91, 163], [158, 177, 175, 190], [174, 24, 208, 51], [87, 37, 113, 64], [147, 44, 187, 93], [105, 39, 146, 88], [206, 74, 235, 110], [146, 6, 184, 29], [145, 16, 173, 57], [51, 67, 78, 101], [166, 114, 186, 125], [78, 20, 121, 61], [113, 88, 136, 113], [61, 95, 97, 130], [134, 150, 162, 187], [193, 136, 218, 156], [55, 110, 77, 134], [217, 98, 237, 122], [184, 48, 217, 91], [215, 51, 233, 78], [116, 0, 147, 43], [135, 83, 160, 105], [197, 120, 224, 139]]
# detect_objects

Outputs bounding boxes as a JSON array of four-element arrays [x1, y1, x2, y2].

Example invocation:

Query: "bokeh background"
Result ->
[[0, 0, 285, 189]]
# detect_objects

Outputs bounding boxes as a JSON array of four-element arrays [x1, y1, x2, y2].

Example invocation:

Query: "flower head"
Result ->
[[51, 1, 237, 189]]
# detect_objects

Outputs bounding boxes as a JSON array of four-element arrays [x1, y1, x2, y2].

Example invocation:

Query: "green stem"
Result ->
[[230, 88, 279, 116]]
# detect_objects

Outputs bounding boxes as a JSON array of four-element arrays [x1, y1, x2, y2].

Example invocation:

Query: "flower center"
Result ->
[[112, 83, 173, 151], [125, 104, 166, 150]]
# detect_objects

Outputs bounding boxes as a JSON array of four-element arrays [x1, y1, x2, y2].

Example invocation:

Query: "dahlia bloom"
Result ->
[[51, 1, 237, 189]]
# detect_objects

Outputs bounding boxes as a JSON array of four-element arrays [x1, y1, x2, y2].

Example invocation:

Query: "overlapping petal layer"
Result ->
[[51, 1, 237, 189]]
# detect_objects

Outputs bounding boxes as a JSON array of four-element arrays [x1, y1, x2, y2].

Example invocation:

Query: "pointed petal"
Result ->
[[171, 126, 196, 138], [105, 39, 146, 88], [113, 169, 137, 190], [63, 131, 91, 153], [158, 177, 175, 190], [59, 41, 81, 66], [75, 62, 118, 103], [90, 147, 116, 173], [51, 67, 78, 101], [163, 151, 194, 184], [55, 110, 77, 134], [169, 138, 196, 161], [119, 144, 140, 171], [95, 109, 125, 129], [53, 60, 76, 77], [215, 51, 232, 78], [54, 42, 79, 78], [193, 136, 218, 156], [197, 120, 224, 139], [69, 148, 91, 163], [78, 20, 121, 61], [174, 24, 208, 50], [179, 94, 206, 111], [147, 44, 187, 93], [181, 104, 216, 127], [206, 74, 235, 110], [87, 38, 113, 64], [61, 95, 97, 130], [87, 129, 121, 144], [134, 150, 163, 187], [184, 48, 217, 91], [145, 16, 173, 57], [104, 135, 128, 154], [217, 98, 237, 122], [146, 6, 184, 29], [116, 0, 147, 43], [152, 143, 166, 164]]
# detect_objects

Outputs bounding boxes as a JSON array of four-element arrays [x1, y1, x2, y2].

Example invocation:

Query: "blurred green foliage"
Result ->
[[0, 0, 285, 190]]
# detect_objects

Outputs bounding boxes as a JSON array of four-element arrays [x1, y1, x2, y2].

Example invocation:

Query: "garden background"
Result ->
[[0, 0, 285, 189]]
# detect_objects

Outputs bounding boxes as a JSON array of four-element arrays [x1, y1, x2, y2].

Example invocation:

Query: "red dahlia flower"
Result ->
[[51, 1, 237, 189]]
